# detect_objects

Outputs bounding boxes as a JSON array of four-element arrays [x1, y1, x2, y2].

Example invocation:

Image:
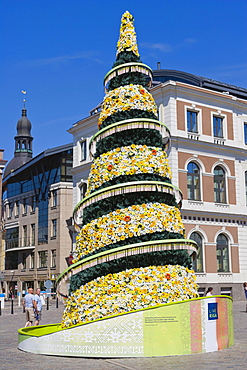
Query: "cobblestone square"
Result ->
[[0, 299, 246, 369]]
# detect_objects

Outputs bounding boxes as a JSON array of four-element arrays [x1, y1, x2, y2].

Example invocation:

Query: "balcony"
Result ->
[[5, 237, 35, 252]]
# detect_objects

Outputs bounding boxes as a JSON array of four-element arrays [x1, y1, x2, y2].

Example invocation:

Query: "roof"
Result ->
[[152, 69, 247, 100], [3, 142, 73, 182]]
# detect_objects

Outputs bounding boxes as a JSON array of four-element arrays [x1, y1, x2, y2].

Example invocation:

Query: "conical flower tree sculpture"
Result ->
[[61, 11, 198, 328]]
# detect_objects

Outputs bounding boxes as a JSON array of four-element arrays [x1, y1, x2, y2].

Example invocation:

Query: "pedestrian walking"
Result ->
[[243, 282, 247, 299], [23, 287, 36, 327], [34, 288, 42, 325], [205, 287, 213, 296]]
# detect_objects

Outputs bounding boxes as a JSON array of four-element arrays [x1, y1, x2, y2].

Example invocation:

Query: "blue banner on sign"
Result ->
[[208, 302, 218, 320]]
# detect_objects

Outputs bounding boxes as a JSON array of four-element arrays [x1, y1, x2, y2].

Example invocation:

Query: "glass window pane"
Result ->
[[191, 232, 203, 272], [187, 162, 201, 200], [187, 111, 198, 133], [214, 166, 226, 203], [216, 234, 229, 272], [213, 116, 223, 138]]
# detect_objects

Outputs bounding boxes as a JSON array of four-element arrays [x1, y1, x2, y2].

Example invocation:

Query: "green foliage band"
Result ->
[[70, 249, 192, 292], [114, 51, 140, 66], [100, 109, 158, 130], [90, 173, 172, 194], [75, 230, 184, 262], [94, 128, 163, 158], [82, 190, 178, 225], [107, 71, 148, 91]]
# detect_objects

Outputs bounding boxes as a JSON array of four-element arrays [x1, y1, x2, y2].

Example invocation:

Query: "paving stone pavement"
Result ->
[[0, 299, 246, 370]]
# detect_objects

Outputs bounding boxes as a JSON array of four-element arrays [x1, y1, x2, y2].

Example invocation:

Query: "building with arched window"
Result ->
[[68, 68, 247, 300], [151, 68, 247, 299]]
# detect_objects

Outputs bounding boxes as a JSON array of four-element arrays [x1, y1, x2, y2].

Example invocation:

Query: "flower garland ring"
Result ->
[[86, 145, 172, 195], [98, 84, 157, 127], [74, 202, 185, 261]]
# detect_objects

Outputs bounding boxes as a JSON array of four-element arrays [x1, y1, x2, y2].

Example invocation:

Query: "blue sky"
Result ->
[[1, 0, 247, 164]]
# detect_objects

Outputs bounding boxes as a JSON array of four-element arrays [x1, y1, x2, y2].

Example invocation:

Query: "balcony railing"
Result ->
[[5, 237, 35, 251]]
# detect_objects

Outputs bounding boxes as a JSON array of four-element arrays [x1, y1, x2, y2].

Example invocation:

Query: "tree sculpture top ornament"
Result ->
[[116, 11, 139, 57]]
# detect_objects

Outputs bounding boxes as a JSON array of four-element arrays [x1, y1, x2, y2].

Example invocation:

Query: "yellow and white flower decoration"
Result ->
[[87, 145, 171, 195], [62, 265, 199, 328], [116, 11, 139, 57], [98, 84, 157, 127], [74, 202, 185, 261]]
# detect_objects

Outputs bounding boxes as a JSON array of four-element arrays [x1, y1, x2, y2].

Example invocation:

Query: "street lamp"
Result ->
[[10, 271, 15, 299]]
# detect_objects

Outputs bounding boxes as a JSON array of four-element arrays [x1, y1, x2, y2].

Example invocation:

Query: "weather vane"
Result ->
[[21, 90, 27, 108]]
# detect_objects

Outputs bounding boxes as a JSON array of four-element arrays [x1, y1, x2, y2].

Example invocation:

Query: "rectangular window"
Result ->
[[81, 140, 87, 161], [245, 171, 247, 206], [187, 111, 198, 133], [5, 227, 19, 250], [244, 123, 247, 144], [52, 219, 57, 238], [15, 201, 20, 217], [51, 250, 56, 268], [22, 253, 26, 269], [31, 196, 36, 212], [23, 225, 27, 247], [52, 190, 58, 207], [8, 203, 13, 218], [31, 224, 35, 246], [30, 252, 35, 269], [38, 197, 48, 245], [39, 250, 48, 268], [213, 116, 223, 138], [23, 198, 27, 215]]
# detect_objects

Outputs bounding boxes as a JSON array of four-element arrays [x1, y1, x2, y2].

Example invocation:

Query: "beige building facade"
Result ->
[[152, 70, 247, 299], [2, 144, 73, 295], [68, 69, 247, 300]]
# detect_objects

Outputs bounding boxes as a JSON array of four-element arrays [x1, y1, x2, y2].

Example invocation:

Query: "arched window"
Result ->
[[214, 166, 226, 203], [187, 162, 201, 200], [216, 234, 229, 272], [190, 232, 203, 272]]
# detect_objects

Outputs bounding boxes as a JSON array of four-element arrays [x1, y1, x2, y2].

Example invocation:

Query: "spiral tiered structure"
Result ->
[[61, 11, 198, 328]]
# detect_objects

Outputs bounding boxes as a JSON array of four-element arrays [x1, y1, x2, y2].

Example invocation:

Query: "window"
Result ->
[[187, 162, 201, 200], [80, 183, 87, 200], [23, 225, 27, 247], [5, 227, 19, 250], [81, 140, 87, 161], [23, 198, 27, 215], [22, 253, 26, 269], [190, 232, 203, 272], [245, 171, 247, 206], [30, 252, 35, 269], [52, 219, 57, 238], [38, 196, 48, 245], [213, 116, 223, 138], [39, 250, 48, 268], [52, 190, 58, 207], [15, 201, 20, 217], [51, 250, 56, 268], [244, 123, 247, 144], [214, 166, 226, 203], [31, 224, 35, 246], [8, 203, 13, 218], [31, 196, 36, 212], [187, 111, 198, 133], [216, 234, 229, 272]]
